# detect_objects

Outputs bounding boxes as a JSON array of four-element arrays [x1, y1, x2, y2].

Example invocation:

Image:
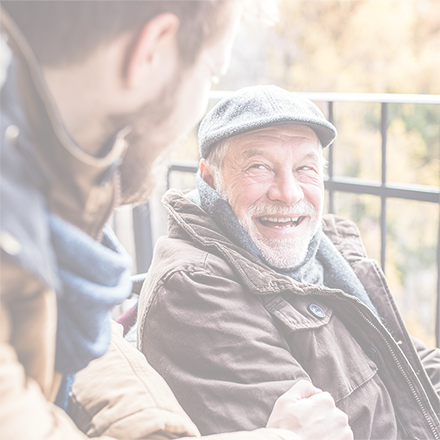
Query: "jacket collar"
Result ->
[[1, 8, 129, 239], [162, 188, 359, 297]]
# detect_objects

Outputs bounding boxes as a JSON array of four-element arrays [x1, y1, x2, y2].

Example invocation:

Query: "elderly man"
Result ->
[[138, 85, 440, 440]]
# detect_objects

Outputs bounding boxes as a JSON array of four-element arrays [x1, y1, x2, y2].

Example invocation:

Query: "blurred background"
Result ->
[[113, 0, 440, 347]]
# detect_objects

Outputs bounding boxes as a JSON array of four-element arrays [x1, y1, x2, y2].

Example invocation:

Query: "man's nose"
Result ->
[[267, 171, 304, 205]]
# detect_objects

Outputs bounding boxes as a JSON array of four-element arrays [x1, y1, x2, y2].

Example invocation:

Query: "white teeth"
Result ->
[[259, 216, 300, 223]]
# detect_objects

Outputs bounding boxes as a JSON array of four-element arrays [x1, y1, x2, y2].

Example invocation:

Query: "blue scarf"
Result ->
[[48, 214, 132, 375], [189, 174, 378, 317]]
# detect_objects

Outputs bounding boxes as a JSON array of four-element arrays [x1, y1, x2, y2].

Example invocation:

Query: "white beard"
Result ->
[[239, 201, 321, 269], [216, 176, 321, 269]]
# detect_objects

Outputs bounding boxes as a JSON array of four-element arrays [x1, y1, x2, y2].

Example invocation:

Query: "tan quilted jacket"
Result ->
[[0, 8, 298, 440]]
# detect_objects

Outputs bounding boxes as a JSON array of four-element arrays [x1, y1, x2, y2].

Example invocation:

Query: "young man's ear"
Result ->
[[125, 13, 180, 89], [200, 159, 216, 189]]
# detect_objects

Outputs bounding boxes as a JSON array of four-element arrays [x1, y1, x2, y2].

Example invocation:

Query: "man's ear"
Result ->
[[125, 13, 180, 89], [200, 159, 216, 189]]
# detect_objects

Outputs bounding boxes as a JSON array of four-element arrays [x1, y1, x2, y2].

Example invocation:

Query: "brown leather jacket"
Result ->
[[138, 189, 440, 439], [0, 9, 299, 440]]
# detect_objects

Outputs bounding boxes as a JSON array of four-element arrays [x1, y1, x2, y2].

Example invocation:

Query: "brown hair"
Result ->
[[2, 0, 235, 67]]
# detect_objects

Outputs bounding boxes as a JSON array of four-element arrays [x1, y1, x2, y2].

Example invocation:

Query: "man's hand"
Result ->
[[266, 380, 353, 440]]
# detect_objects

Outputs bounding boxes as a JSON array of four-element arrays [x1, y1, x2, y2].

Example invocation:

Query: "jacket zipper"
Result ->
[[335, 295, 440, 439], [170, 200, 440, 436]]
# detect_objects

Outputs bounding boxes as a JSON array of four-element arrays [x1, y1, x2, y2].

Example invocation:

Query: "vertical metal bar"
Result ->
[[166, 168, 172, 191], [437, 120, 440, 348], [437, 209, 440, 348], [380, 103, 388, 272], [381, 103, 388, 185], [380, 198, 387, 272], [328, 101, 335, 214], [132, 202, 153, 274]]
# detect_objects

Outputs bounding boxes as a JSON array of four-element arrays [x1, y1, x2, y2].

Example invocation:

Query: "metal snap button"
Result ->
[[308, 303, 326, 319]]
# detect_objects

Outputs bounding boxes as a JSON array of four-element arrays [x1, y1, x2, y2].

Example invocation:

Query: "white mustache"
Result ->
[[246, 200, 316, 218]]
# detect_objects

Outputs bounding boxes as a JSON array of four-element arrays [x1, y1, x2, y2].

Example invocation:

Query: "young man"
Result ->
[[0, 3, 334, 439], [138, 85, 440, 439]]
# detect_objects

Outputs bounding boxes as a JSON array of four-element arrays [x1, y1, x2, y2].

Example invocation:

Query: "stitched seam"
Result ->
[[112, 333, 199, 427], [273, 310, 331, 329], [99, 407, 190, 436], [334, 368, 378, 403]]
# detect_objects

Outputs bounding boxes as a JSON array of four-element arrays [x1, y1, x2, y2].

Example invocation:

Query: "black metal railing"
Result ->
[[140, 91, 440, 347]]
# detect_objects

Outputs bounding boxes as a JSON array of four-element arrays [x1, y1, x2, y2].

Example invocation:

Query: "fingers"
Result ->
[[267, 384, 353, 440], [280, 379, 322, 402], [266, 380, 322, 430], [304, 392, 353, 440]]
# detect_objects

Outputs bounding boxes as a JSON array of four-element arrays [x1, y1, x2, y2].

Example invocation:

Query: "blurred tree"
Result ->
[[172, 0, 440, 345], [264, 0, 440, 94], [225, 0, 439, 346]]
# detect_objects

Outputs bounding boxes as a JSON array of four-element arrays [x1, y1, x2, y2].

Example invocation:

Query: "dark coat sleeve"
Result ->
[[411, 335, 440, 397]]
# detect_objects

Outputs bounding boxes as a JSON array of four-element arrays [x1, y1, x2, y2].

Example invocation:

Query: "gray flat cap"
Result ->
[[198, 85, 337, 158]]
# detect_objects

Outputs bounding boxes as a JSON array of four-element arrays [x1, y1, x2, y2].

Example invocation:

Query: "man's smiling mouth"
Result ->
[[258, 216, 305, 228]]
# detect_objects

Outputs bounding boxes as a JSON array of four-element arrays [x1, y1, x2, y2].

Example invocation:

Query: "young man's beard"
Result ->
[[119, 125, 178, 206], [112, 71, 184, 206]]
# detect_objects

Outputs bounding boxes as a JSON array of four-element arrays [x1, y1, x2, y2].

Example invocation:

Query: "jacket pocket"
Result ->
[[264, 293, 378, 404], [264, 293, 333, 330]]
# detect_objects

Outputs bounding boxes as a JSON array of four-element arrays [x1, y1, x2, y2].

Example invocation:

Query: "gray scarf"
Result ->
[[188, 174, 378, 317]]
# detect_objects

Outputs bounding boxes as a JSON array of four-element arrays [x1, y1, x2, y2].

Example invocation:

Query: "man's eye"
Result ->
[[251, 164, 266, 170]]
